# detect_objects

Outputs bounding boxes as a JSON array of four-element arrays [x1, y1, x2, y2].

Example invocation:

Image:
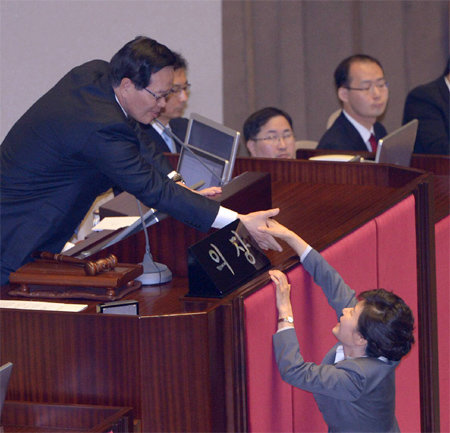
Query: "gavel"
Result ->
[[33, 251, 118, 276]]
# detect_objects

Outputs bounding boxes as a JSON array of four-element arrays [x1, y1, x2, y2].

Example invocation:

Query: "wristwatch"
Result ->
[[278, 316, 294, 324], [167, 170, 185, 184]]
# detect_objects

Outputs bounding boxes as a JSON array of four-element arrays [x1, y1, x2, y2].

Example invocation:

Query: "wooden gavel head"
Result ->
[[84, 254, 118, 276]]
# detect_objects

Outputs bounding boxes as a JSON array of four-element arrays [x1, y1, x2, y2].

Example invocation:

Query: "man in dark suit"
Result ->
[[0, 36, 280, 284], [402, 60, 449, 155], [318, 54, 388, 152], [260, 220, 414, 432]]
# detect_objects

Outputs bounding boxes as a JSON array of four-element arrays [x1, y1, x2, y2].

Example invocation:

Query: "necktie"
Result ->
[[369, 134, 378, 153], [162, 128, 176, 153]]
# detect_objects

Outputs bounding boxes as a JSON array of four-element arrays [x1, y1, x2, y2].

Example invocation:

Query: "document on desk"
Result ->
[[0, 300, 88, 312], [92, 216, 140, 231]]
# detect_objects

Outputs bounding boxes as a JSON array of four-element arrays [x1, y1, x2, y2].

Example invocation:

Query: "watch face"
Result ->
[[287, 316, 294, 323]]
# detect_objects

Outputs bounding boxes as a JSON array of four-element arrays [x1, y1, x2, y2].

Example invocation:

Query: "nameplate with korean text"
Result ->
[[187, 220, 271, 298]]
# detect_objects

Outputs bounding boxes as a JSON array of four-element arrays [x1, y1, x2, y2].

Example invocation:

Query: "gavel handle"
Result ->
[[33, 252, 118, 275]]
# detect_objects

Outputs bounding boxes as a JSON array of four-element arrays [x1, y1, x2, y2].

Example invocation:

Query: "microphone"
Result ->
[[154, 119, 224, 185], [135, 199, 172, 285]]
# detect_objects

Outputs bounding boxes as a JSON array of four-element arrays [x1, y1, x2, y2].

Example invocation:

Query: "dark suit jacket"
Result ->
[[402, 75, 449, 155], [317, 112, 387, 151], [136, 118, 189, 177], [139, 118, 188, 154], [273, 249, 400, 432], [0, 60, 219, 284]]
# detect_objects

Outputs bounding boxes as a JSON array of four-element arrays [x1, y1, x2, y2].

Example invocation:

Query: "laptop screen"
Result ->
[[177, 145, 229, 189], [184, 113, 239, 182], [375, 119, 418, 167]]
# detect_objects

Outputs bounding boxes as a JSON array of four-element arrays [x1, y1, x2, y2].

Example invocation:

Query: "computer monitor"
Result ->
[[177, 145, 229, 189], [184, 113, 240, 182]]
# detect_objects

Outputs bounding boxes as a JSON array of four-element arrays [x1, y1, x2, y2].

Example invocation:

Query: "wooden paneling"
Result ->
[[1, 157, 443, 432]]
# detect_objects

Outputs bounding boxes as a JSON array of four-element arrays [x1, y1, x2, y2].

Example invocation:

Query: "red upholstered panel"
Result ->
[[435, 216, 449, 433], [286, 264, 328, 433], [244, 282, 293, 433], [375, 195, 420, 433], [290, 220, 377, 432]]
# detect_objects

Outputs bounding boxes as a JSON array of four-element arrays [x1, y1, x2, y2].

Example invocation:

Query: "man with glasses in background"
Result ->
[[139, 51, 191, 157], [317, 54, 388, 152], [0, 36, 281, 284], [244, 107, 296, 159]]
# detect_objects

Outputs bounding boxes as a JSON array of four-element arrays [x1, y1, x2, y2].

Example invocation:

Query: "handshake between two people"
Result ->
[[238, 208, 308, 257], [239, 211, 308, 327]]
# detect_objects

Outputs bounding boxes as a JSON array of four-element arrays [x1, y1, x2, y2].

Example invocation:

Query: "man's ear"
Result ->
[[337, 86, 349, 104], [118, 77, 133, 93], [246, 140, 256, 156]]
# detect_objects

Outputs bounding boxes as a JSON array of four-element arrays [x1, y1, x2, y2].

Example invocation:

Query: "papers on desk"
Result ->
[[308, 154, 362, 162], [0, 300, 88, 312], [92, 216, 140, 231]]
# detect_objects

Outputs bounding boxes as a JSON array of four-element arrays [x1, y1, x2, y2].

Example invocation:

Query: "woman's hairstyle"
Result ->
[[357, 289, 414, 361]]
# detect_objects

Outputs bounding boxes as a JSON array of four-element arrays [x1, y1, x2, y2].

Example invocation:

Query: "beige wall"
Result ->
[[0, 0, 223, 141]]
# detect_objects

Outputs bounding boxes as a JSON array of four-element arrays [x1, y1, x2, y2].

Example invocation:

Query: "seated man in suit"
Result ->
[[0, 36, 281, 284], [138, 51, 190, 158], [318, 54, 388, 152], [402, 59, 449, 155], [243, 107, 296, 159], [260, 220, 414, 432]]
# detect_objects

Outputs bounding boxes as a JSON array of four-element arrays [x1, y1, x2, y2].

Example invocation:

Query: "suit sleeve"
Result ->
[[272, 249, 364, 399], [273, 329, 366, 400], [302, 249, 357, 319], [136, 123, 175, 175], [403, 85, 449, 155], [82, 122, 219, 232]]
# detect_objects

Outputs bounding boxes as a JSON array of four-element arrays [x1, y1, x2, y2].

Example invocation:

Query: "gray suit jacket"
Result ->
[[273, 249, 400, 432]]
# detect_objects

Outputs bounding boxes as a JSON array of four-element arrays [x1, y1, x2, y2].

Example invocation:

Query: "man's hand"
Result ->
[[176, 182, 222, 197], [259, 219, 309, 257], [196, 186, 222, 197], [238, 208, 283, 251]]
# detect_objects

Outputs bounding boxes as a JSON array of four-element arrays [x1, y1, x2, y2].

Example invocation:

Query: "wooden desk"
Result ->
[[1, 401, 133, 432], [0, 159, 439, 432]]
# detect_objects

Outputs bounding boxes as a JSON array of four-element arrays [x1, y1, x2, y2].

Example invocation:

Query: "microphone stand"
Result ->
[[154, 119, 224, 185], [135, 199, 172, 285]]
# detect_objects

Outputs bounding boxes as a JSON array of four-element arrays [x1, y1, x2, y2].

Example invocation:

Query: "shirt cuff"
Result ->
[[276, 326, 295, 334], [299, 245, 313, 263], [212, 206, 238, 229]]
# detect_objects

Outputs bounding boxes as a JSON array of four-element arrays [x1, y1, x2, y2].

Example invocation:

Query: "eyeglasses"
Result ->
[[143, 87, 172, 102], [171, 83, 191, 94], [252, 131, 294, 144], [345, 80, 389, 93]]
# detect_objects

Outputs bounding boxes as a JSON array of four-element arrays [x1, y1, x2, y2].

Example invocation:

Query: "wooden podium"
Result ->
[[69, 171, 272, 277], [1, 158, 444, 432]]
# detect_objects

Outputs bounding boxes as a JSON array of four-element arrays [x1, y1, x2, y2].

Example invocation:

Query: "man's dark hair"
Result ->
[[334, 54, 384, 89], [243, 107, 293, 142], [357, 289, 414, 361], [109, 36, 175, 89], [173, 51, 188, 71]]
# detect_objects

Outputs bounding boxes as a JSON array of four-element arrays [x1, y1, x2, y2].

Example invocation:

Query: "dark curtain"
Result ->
[[222, 0, 449, 155]]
